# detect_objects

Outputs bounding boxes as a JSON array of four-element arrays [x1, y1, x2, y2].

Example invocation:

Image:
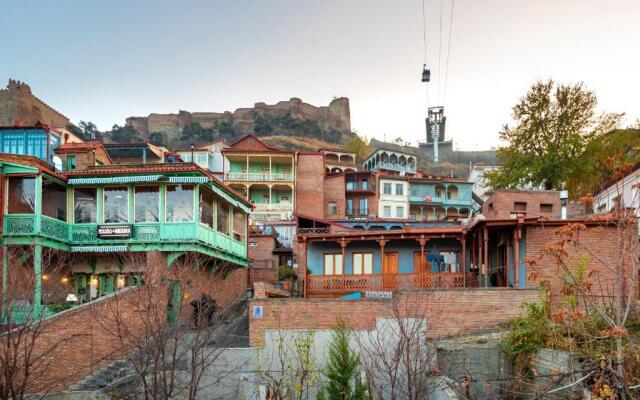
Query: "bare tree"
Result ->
[[354, 291, 449, 400], [0, 246, 80, 400], [95, 251, 248, 400]]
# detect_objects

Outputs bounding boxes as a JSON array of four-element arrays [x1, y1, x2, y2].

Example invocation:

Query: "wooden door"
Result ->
[[413, 252, 430, 288], [383, 252, 399, 290]]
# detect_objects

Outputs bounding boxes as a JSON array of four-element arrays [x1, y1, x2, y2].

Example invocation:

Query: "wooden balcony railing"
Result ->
[[306, 272, 478, 296]]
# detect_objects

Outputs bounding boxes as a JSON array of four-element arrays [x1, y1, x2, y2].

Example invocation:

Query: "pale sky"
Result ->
[[1, 0, 638, 150]]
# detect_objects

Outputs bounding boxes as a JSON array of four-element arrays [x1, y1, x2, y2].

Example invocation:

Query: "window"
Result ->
[[166, 185, 194, 222], [135, 186, 159, 222], [42, 179, 67, 221], [514, 202, 527, 212], [346, 199, 353, 214], [216, 197, 230, 235], [353, 253, 373, 274], [346, 180, 356, 190], [396, 206, 404, 218], [395, 183, 404, 195], [359, 198, 368, 214], [383, 206, 392, 218], [7, 177, 36, 214], [324, 253, 343, 275], [199, 188, 214, 228], [262, 194, 269, 204], [74, 187, 97, 223], [280, 195, 289, 202], [383, 183, 392, 195], [327, 201, 337, 216], [540, 203, 553, 213], [104, 187, 129, 223], [360, 178, 368, 190], [66, 155, 76, 170], [233, 208, 246, 242], [195, 153, 208, 164], [282, 168, 291, 174]]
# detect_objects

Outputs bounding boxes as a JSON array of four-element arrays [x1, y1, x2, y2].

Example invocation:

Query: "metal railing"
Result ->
[[253, 203, 293, 212], [225, 171, 294, 182]]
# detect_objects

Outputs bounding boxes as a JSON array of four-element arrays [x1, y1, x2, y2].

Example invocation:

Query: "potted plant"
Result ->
[[278, 264, 297, 292]]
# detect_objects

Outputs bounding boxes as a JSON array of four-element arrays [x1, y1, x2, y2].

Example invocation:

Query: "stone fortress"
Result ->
[[0, 79, 70, 128], [125, 97, 351, 141]]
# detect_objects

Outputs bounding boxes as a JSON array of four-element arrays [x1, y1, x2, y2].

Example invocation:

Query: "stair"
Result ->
[[66, 359, 137, 393]]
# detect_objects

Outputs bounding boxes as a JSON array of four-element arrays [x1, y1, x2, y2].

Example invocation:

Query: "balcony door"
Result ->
[[382, 252, 399, 290]]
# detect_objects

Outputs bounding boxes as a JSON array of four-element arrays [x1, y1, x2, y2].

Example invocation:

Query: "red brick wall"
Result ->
[[29, 286, 157, 393], [324, 174, 346, 219], [295, 153, 326, 219], [248, 288, 540, 347], [525, 225, 638, 307], [248, 234, 279, 267], [483, 190, 560, 219]]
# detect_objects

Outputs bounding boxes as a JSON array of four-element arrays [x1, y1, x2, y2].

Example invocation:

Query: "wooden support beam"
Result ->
[[461, 237, 467, 287], [34, 244, 42, 315], [483, 226, 489, 288], [513, 227, 520, 288]]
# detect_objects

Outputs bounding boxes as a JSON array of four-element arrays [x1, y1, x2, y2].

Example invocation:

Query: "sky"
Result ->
[[1, 0, 639, 150]]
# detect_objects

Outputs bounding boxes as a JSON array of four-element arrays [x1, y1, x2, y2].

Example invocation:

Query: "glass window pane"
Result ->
[[74, 188, 97, 223], [335, 255, 343, 275], [233, 208, 246, 242], [353, 254, 362, 275], [166, 185, 194, 222], [199, 188, 214, 228], [7, 177, 36, 214], [135, 186, 159, 222], [104, 187, 129, 223], [42, 179, 67, 221], [216, 196, 230, 235], [324, 254, 334, 275], [364, 254, 373, 274]]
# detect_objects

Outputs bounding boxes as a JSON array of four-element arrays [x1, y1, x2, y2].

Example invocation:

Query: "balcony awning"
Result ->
[[67, 175, 211, 185], [168, 176, 209, 183], [68, 175, 163, 185], [210, 184, 252, 214], [70, 245, 129, 253]]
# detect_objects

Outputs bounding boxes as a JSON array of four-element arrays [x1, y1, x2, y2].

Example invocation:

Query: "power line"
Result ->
[[442, 0, 455, 106], [422, 0, 428, 64]]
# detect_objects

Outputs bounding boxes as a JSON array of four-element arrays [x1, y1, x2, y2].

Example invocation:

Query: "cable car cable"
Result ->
[[443, 0, 455, 106], [437, 0, 444, 104]]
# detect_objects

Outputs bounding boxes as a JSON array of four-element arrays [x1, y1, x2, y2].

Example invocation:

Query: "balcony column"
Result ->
[[513, 226, 520, 288], [506, 235, 511, 287], [378, 239, 387, 291], [302, 238, 308, 297], [483, 226, 489, 288], [245, 156, 249, 179], [340, 239, 347, 290], [34, 244, 42, 316], [269, 156, 272, 181], [418, 237, 427, 288], [268, 185, 273, 207], [460, 237, 467, 287], [2, 246, 7, 304]]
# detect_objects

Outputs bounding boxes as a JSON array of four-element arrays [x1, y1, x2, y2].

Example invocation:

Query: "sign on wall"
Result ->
[[252, 305, 264, 319], [97, 224, 132, 239]]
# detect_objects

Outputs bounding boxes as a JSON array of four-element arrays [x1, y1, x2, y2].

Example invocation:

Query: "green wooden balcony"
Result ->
[[2, 214, 247, 262]]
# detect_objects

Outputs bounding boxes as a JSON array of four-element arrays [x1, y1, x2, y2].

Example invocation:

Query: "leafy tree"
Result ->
[[253, 113, 274, 136], [485, 80, 621, 196], [392, 136, 411, 147], [181, 122, 214, 143], [110, 124, 142, 142], [214, 120, 235, 135], [320, 318, 367, 400], [148, 131, 167, 147], [78, 121, 102, 140], [344, 134, 371, 164]]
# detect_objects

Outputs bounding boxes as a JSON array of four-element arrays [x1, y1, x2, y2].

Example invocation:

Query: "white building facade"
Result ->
[[378, 178, 409, 219]]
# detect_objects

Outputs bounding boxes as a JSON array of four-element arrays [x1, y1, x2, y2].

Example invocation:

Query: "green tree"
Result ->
[[486, 80, 621, 196], [110, 124, 141, 142], [148, 131, 167, 147], [344, 134, 370, 164], [78, 121, 102, 140], [321, 318, 367, 400], [181, 122, 214, 143], [253, 113, 274, 136]]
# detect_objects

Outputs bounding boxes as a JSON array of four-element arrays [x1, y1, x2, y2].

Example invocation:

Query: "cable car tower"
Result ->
[[420, 0, 454, 163]]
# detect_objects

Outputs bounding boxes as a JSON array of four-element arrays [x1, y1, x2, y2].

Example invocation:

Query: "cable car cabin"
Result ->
[[421, 67, 431, 82]]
